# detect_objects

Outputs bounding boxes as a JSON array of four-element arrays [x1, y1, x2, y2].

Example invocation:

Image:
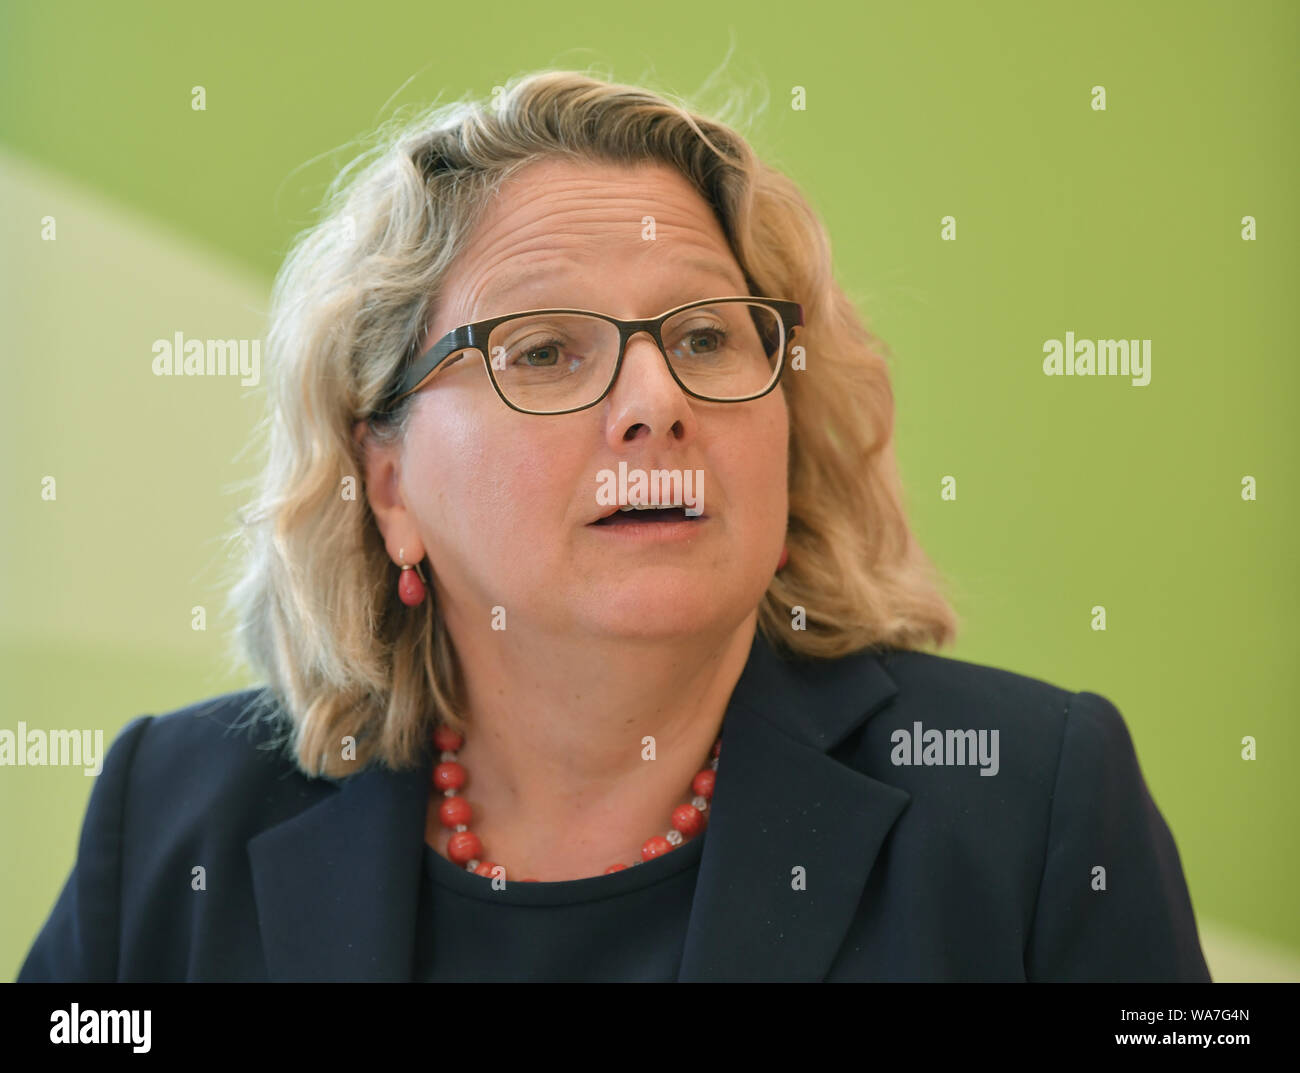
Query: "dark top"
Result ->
[[15, 629, 1213, 981], [416, 833, 705, 982]]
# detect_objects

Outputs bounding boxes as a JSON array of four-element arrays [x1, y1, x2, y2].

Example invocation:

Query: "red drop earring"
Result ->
[[777, 544, 789, 571], [397, 547, 427, 606]]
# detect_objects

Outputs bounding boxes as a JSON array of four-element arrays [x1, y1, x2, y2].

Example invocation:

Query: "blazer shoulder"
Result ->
[[853, 648, 1148, 833], [115, 686, 331, 841], [875, 646, 1076, 731], [127, 686, 299, 775], [848, 649, 1209, 980], [869, 650, 1152, 786], [137, 685, 292, 759], [17, 687, 315, 983]]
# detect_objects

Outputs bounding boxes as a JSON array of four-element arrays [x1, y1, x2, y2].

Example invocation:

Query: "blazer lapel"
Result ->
[[677, 633, 910, 981], [247, 739, 434, 982]]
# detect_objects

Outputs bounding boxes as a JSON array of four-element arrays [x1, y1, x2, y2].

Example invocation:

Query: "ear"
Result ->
[[353, 419, 425, 563]]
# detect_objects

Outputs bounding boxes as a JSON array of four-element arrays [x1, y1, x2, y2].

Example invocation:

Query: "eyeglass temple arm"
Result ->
[[383, 324, 476, 411]]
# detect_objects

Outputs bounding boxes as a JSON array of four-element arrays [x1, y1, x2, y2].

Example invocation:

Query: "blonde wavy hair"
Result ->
[[225, 68, 960, 779]]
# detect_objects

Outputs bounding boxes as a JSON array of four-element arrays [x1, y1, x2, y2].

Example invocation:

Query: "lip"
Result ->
[[585, 513, 710, 542], [590, 502, 708, 523]]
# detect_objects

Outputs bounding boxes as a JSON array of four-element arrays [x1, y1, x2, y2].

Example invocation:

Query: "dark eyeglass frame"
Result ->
[[377, 296, 804, 416]]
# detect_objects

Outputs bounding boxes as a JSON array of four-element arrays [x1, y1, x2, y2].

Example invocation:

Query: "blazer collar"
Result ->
[[246, 629, 908, 981]]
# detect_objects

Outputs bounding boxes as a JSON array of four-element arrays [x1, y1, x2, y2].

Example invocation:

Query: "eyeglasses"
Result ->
[[377, 296, 804, 416]]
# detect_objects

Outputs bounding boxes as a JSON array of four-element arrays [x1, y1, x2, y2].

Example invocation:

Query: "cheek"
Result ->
[[403, 398, 585, 544], [401, 399, 495, 534], [740, 397, 789, 502]]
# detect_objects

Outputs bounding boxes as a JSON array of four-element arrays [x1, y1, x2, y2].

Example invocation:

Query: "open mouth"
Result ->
[[592, 506, 701, 526]]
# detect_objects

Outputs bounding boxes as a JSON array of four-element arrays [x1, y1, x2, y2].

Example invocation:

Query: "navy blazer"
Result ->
[[17, 630, 1211, 982]]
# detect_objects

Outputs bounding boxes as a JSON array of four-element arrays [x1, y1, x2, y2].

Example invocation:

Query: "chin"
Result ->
[[573, 578, 756, 640]]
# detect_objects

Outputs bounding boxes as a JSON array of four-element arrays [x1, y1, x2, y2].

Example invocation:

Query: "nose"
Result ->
[[603, 331, 694, 443]]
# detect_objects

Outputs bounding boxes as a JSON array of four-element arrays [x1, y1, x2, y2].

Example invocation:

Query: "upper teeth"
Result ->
[[619, 503, 682, 511]]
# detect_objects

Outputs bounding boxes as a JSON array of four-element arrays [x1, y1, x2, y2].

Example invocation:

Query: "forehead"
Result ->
[[480, 156, 723, 234], [429, 158, 747, 334]]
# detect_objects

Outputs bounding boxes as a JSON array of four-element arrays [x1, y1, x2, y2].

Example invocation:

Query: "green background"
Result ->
[[2, 0, 1296, 980]]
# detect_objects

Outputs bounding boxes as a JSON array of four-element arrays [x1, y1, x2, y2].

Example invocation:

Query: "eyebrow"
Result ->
[[478, 254, 748, 314]]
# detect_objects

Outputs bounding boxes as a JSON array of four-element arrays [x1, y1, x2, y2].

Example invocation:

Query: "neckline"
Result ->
[[425, 829, 707, 906]]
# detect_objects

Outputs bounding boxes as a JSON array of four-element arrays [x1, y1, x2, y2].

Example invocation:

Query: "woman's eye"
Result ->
[[682, 327, 726, 354], [512, 340, 563, 367]]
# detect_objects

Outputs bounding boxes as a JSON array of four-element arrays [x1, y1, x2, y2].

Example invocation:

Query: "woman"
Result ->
[[17, 70, 1211, 982]]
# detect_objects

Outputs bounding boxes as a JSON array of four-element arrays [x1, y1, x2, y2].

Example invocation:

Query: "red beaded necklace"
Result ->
[[429, 724, 720, 881]]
